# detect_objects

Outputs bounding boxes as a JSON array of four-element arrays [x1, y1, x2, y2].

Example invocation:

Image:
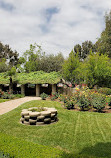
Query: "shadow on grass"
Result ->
[[61, 142, 111, 158]]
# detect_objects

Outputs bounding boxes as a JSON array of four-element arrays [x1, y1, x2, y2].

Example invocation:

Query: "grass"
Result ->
[[0, 100, 111, 157], [0, 99, 10, 103]]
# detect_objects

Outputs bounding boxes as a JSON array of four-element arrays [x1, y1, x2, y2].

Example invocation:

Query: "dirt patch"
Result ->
[[65, 105, 111, 113]]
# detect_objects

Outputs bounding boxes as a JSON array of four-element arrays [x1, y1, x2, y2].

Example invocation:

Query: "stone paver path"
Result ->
[[0, 97, 41, 115]]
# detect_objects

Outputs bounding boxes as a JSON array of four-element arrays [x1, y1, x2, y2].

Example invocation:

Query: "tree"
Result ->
[[0, 42, 19, 66], [23, 43, 41, 72], [75, 53, 111, 87], [62, 50, 80, 83], [74, 41, 95, 60], [39, 52, 64, 72], [96, 11, 111, 57], [22, 43, 64, 73], [74, 44, 82, 58], [82, 41, 95, 59], [0, 58, 9, 72]]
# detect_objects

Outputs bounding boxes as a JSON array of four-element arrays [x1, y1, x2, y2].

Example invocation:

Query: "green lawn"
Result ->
[[0, 100, 111, 157], [0, 99, 10, 103]]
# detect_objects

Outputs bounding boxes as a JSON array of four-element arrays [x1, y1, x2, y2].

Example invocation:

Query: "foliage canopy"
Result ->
[[0, 71, 61, 84]]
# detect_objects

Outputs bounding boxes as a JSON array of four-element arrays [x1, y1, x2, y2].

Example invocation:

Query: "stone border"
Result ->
[[20, 107, 58, 126]]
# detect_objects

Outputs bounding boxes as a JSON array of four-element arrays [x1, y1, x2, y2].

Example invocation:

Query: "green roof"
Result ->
[[0, 71, 62, 84]]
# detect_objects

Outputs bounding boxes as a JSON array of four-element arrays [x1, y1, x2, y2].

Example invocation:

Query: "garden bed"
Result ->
[[64, 105, 111, 113]]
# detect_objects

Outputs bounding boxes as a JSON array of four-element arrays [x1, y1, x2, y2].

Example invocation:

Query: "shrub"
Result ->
[[91, 94, 106, 112], [59, 94, 68, 103], [50, 92, 59, 101], [65, 99, 75, 110], [40, 93, 48, 100], [98, 88, 111, 95], [77, 95, 90, 111], [105, 96, 111, 107], [1, 92, 15, 99], [14, 94, 25, 98], [0, 89, 4, 98]]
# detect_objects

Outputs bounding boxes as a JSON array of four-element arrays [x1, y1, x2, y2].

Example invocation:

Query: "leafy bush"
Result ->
[[40, 93, 48, 100], [91, 94, 106, 112], [75, 53, 111, 88], [59, 94, 68, 103], [50, 92, 59, 101], [65, 99, 74, 109], [77, 95, 90, 111], [1, 92, 15, 99], [0, 89, 4, 98], [105, 96, 111, 107], [98, 88, 111, 95]]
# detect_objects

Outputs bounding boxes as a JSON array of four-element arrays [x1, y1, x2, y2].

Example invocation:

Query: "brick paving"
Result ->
[[0, 97, 41, 115]]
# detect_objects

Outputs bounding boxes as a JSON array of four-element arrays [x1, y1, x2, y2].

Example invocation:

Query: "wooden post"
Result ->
[[36, 84, 40, 97], [21, 84, 25, 95], [52, 84, 57, 94]]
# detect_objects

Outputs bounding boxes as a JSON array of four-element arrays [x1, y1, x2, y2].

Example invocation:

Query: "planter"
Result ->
[[20, 107, 58, 126]]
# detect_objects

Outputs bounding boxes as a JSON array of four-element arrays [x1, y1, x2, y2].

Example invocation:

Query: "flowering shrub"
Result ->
[[59, 94, 69, 103], [59, 87, 108, 112], [65, 99, 74, 109], [77, 94, 90, 111], [90, 94, 106, 112], [50, 92, 59, 101], [1, 91, 15, 99], [105, 95, 111, 107], [0, 89, 4, 97], [59, 94, 74, 109]]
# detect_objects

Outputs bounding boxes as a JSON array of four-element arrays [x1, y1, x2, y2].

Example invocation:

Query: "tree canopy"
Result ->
[[0, 42, 19, 66], [74, 41, 96, 60], [62, 50, 80, 83], [20, 43, 64, 73], [96, 11, 111, 57]]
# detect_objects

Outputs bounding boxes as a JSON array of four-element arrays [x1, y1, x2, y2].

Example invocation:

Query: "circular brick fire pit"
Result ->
[[20, 107, 58, 125]]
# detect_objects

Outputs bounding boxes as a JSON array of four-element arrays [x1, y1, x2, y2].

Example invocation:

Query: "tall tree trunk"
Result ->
[[9, 77, 13, 93]]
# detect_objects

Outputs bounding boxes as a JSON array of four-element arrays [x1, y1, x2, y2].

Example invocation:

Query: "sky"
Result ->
[[0, 0, 111, 57]]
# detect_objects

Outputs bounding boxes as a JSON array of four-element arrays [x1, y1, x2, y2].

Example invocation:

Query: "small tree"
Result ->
[[62, 50, 80, 83], [96, 11, 111, 57], [75, 53, 111, 87]]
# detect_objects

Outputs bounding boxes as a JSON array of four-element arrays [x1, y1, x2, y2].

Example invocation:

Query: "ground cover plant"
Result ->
[[0, 99, 10, 103], [1, 100, 111, 157]]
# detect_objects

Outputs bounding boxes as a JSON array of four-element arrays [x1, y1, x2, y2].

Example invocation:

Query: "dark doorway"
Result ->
[[25, 84, 36, 96], [40, 84, 52, 95], [2, 84, 9, 92]]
